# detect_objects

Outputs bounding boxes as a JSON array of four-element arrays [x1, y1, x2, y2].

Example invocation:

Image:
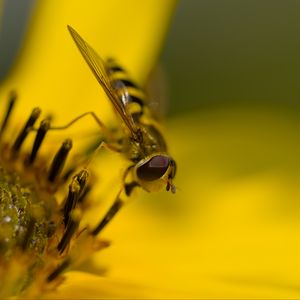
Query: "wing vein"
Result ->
[[67, 25, 139, 139]]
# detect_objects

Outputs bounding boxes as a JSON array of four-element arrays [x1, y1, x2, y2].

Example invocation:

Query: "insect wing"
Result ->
[[67, 26, 139, 139], [145, 64, 169, 119]]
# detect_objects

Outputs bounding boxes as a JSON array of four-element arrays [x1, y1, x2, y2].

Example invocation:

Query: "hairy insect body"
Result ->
[[106, 60, 168, 160], [67, 26, 176, 235]]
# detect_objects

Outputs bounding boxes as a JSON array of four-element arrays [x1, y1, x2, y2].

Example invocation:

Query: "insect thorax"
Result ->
[[122, 122, 167, 163]]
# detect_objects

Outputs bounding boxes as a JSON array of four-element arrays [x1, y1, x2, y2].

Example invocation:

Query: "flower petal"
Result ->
[[43, 271, 186, 299], [0, 0, 176, 126], [88, 105, 300, 298]]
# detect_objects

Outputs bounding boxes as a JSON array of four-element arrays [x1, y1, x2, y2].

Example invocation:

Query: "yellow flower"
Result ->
[[0, 0, 178, 298], [1, 0, 176, 125], [42, 106, 300, 299], [3, 1, 299, 299]]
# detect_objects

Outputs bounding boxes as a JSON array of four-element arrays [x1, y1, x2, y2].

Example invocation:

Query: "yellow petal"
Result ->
[[88, 105, 300, 298], [0, 0, 176, 126], [43, 271, 187, 299]]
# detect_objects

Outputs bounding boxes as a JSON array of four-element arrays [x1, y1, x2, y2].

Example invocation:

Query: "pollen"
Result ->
[[0, 91, 109, 298]]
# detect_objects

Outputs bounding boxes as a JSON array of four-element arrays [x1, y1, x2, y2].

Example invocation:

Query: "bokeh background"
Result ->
[[2, 0, 300, 114], [1, 0, 300, 297]]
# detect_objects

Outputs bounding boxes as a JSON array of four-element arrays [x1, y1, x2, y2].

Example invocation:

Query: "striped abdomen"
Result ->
[[106, 59, 145, 121]]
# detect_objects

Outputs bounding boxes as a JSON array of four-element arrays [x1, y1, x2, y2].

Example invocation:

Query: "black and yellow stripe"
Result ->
[[106, 60, 146, 121]]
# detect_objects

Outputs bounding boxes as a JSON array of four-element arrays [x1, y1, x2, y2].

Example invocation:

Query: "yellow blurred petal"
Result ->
[[0, 0, 176, 125], [43, 271, 187, 299], [88, 105, 300, 298]]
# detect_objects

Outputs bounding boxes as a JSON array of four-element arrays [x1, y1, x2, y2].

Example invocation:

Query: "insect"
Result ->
[[67, 26, 176, 235]]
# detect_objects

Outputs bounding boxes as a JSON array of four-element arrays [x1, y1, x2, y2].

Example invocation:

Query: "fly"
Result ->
[[66, 26, 176, 235]]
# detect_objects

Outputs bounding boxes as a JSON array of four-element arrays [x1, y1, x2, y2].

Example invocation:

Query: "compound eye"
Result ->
[[137, 156, 170, 181]]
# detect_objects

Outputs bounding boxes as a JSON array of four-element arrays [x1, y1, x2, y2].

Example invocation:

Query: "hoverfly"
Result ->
[[67, 26, 176, 235]]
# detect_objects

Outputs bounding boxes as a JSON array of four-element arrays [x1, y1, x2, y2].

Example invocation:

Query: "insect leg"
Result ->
[[49, 111, 126, 154], [32, 111, 113, 141], [32, 111, 122, 173], [91, 166, 138, 236], [48, 111, 106, 132]]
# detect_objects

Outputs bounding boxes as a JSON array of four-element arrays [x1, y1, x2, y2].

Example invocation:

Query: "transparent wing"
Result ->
[[67, 25, 139, 139], [145, 63, 170, 120]]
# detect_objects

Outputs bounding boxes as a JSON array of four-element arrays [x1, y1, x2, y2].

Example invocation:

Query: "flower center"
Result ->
[[0, 166, 53, 258], [0, 92, 110, 298]]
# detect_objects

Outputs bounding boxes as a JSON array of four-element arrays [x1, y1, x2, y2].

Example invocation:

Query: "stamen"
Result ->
[[28, 119, 50, 164], [57, 219, 79, 254], [0, 91, 118, 296], [0, 91, 17, 135], [63, 178, 81, 226], [47, 259, 70, 282], [48, 139, 72, 182], [75, 169, 90, 203], [75, 169, 89, 190], [12, 108, 41, 153], [59, 170, 89, 253]]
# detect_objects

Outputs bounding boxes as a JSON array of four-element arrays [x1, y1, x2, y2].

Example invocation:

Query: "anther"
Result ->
[[28, 119, 50, 164], [63, 170, 88, 226], [63, 179, 80, 226], [92, 199, 123, 236], [47, 259, 70, 282], [48, 139, 72, 182], [75, 169, 89, 190], [57, 219, 79, 253], [12, 108, 41, 153], [0, 91, 17, 135]]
